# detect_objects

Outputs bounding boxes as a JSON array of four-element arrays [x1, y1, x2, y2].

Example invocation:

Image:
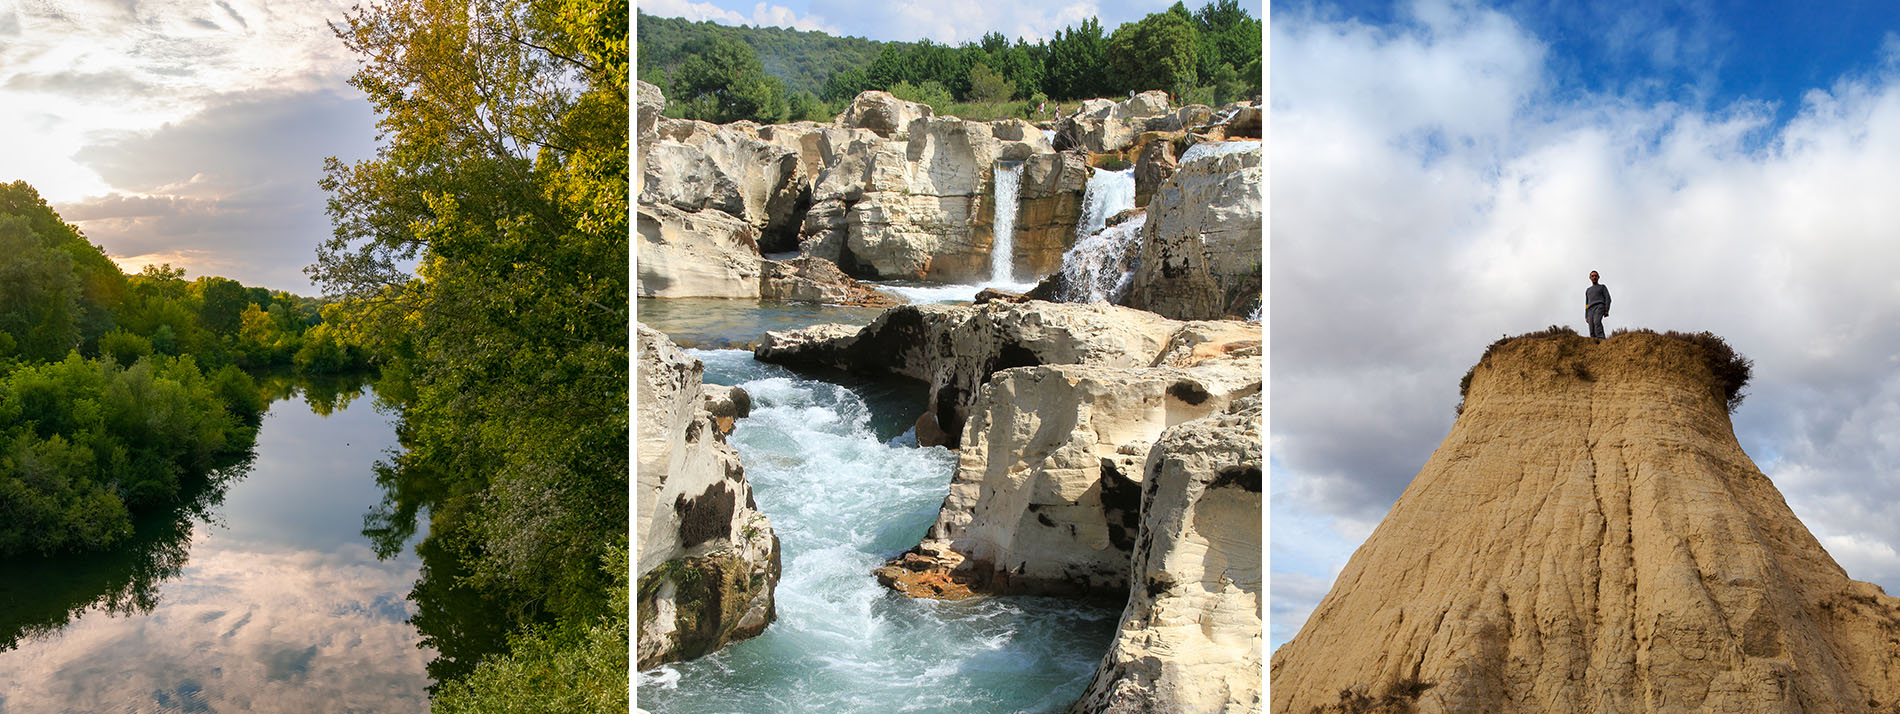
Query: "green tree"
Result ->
[[672, 35, 787, 123], [195, 277, 249, 336], [966, 62, 1014, 103], [317, 0, 628, 708], [1106, 10, 1201, 97], [1045, 17, 1109, 99]]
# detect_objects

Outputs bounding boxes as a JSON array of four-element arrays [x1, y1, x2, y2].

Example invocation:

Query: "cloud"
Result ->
[[636, 0, 842, 34], [639, 0, 749, 25], [747, 2, 836, 33], [3, 68, 157, 99], [1272, 0, 1900, 649], [57, 87, 379, 292]]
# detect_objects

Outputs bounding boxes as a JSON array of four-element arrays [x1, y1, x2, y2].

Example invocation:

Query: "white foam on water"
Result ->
[[875, 280, 1037, 304], [1179, 138, 1262, 164], [1040, 129, 1055, 145], [637, 667, 681, 691], [1075, 168, 1135, 241], [643, 350, 1120, 714], [1050, 214, 1147, 304]]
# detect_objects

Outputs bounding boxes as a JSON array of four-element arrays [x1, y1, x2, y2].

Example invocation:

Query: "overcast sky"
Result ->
[[0, 0, 379, 293], [1272, 0, 1900, 650], [635, 0, 1251, 45]]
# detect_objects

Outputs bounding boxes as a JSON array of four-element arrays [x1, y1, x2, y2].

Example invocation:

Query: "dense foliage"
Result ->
[[0, 182, 362, 559], [636, 0, 1260, 121], [315, 0, 628, 710]]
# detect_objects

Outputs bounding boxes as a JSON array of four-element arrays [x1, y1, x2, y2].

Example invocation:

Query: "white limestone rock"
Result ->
[[635, 325, 780, 669]]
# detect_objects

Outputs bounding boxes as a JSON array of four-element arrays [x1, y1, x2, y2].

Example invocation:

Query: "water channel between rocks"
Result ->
[[0, 378, 429, 713], [637, 302, 1120, 714]]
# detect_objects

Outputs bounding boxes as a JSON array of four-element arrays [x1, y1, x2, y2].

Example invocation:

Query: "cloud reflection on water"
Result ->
[[0, 383, 432, 713]]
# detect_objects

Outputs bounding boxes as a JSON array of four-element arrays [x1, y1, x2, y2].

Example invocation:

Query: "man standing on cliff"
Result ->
[[1585, 271, 1611, 339]]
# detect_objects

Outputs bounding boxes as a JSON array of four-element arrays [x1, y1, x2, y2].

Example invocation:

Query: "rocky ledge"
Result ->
[[635, 324, 781, 669], [1071, 394, 1263, 714]]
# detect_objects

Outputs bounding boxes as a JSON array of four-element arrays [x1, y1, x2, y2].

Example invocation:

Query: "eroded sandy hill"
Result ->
[[1271, 331, 1900, 713]]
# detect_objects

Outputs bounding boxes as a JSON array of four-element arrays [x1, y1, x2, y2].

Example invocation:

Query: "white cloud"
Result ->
[[749, 2, 837, 33], [1273, 0, 1900, 646], [638, 0, 749, 25]]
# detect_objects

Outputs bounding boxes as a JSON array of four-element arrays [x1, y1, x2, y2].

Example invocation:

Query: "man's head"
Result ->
[[1589, 271, 1600, 284]]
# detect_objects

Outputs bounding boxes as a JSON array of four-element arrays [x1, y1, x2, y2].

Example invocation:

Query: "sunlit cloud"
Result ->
[[0, 0, 378, 292]]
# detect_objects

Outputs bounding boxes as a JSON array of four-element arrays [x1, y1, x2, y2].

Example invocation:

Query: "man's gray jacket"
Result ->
[[1585, 283, 1611, 313]]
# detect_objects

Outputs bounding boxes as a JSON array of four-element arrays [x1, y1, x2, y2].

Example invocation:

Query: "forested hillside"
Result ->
[[636, 0, 1260, 123]]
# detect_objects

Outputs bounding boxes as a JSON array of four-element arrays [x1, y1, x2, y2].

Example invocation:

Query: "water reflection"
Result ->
[[0, 457, 243, 652], [0, 375, 432, 713]]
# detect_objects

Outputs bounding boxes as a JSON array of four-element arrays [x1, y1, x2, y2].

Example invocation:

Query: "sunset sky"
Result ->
[[1273, 0, 1900, 649], [0, 0, 379, 293]]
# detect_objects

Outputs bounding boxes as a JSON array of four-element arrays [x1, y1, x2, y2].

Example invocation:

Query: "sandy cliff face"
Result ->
[[1072, 394, 1263, 714], [1271, 332, 1900, 713], [635, 325, 780, 669]]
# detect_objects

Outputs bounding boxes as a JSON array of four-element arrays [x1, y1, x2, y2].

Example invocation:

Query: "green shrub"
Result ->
[[97, 329, 153, 366], [0, 354, 255, 556]]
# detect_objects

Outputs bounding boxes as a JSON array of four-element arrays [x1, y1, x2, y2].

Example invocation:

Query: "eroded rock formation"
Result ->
[[635, 325, 780, 669], [1271, 331, 1900, 713], [1072, 394, 1264, 714], [874, 348, 1260, 600], [1122, 143, 1262, 320], [798, 114, 1057, 282], [636, 82, 904, 303], [754, 301, 1260, 448]]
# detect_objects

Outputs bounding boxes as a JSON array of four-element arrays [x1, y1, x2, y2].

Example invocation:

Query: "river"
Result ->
[[636, 300, 1120, 714], [0, 376, 431, 713]]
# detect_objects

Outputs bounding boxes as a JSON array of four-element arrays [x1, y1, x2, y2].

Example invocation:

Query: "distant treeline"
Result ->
[[637, 0, 1261, 123], [0, 180, 372, 558]]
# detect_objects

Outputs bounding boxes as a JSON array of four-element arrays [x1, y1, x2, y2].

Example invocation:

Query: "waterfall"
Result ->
[[1041, 128, 1055, 145], [1052, 214, 1147, 303], [1075, 168, 1135, 241], [991, 162, 1024, 284]]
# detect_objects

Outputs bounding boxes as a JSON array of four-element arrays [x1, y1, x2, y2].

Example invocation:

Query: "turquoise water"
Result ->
[[636, 350, 1119, 714], [0, 381, 428, 713]]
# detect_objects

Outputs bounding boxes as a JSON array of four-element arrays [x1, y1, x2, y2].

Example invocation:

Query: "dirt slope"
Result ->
[[1271, 331, 1900, 713]]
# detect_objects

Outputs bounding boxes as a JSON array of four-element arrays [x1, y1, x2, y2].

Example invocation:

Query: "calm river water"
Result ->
[[0, 378, 430, 714]]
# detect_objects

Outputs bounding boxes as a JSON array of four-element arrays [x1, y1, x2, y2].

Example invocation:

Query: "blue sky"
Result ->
[[1273, 0, 1900, 650], [635, 0, 1253, 44]]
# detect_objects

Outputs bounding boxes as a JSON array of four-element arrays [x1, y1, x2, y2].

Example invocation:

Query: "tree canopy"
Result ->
[[315, 0, 628, 710], [635, 1, 1259, 121]]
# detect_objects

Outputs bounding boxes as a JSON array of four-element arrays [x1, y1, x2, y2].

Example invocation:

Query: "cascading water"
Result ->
[[990, 162, 1024, 285], [1179, 138, 1262, 164], [638, 351, 1118, 714], [1075, 168, 1135, 241], [1051, 214, 1147, 304]]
